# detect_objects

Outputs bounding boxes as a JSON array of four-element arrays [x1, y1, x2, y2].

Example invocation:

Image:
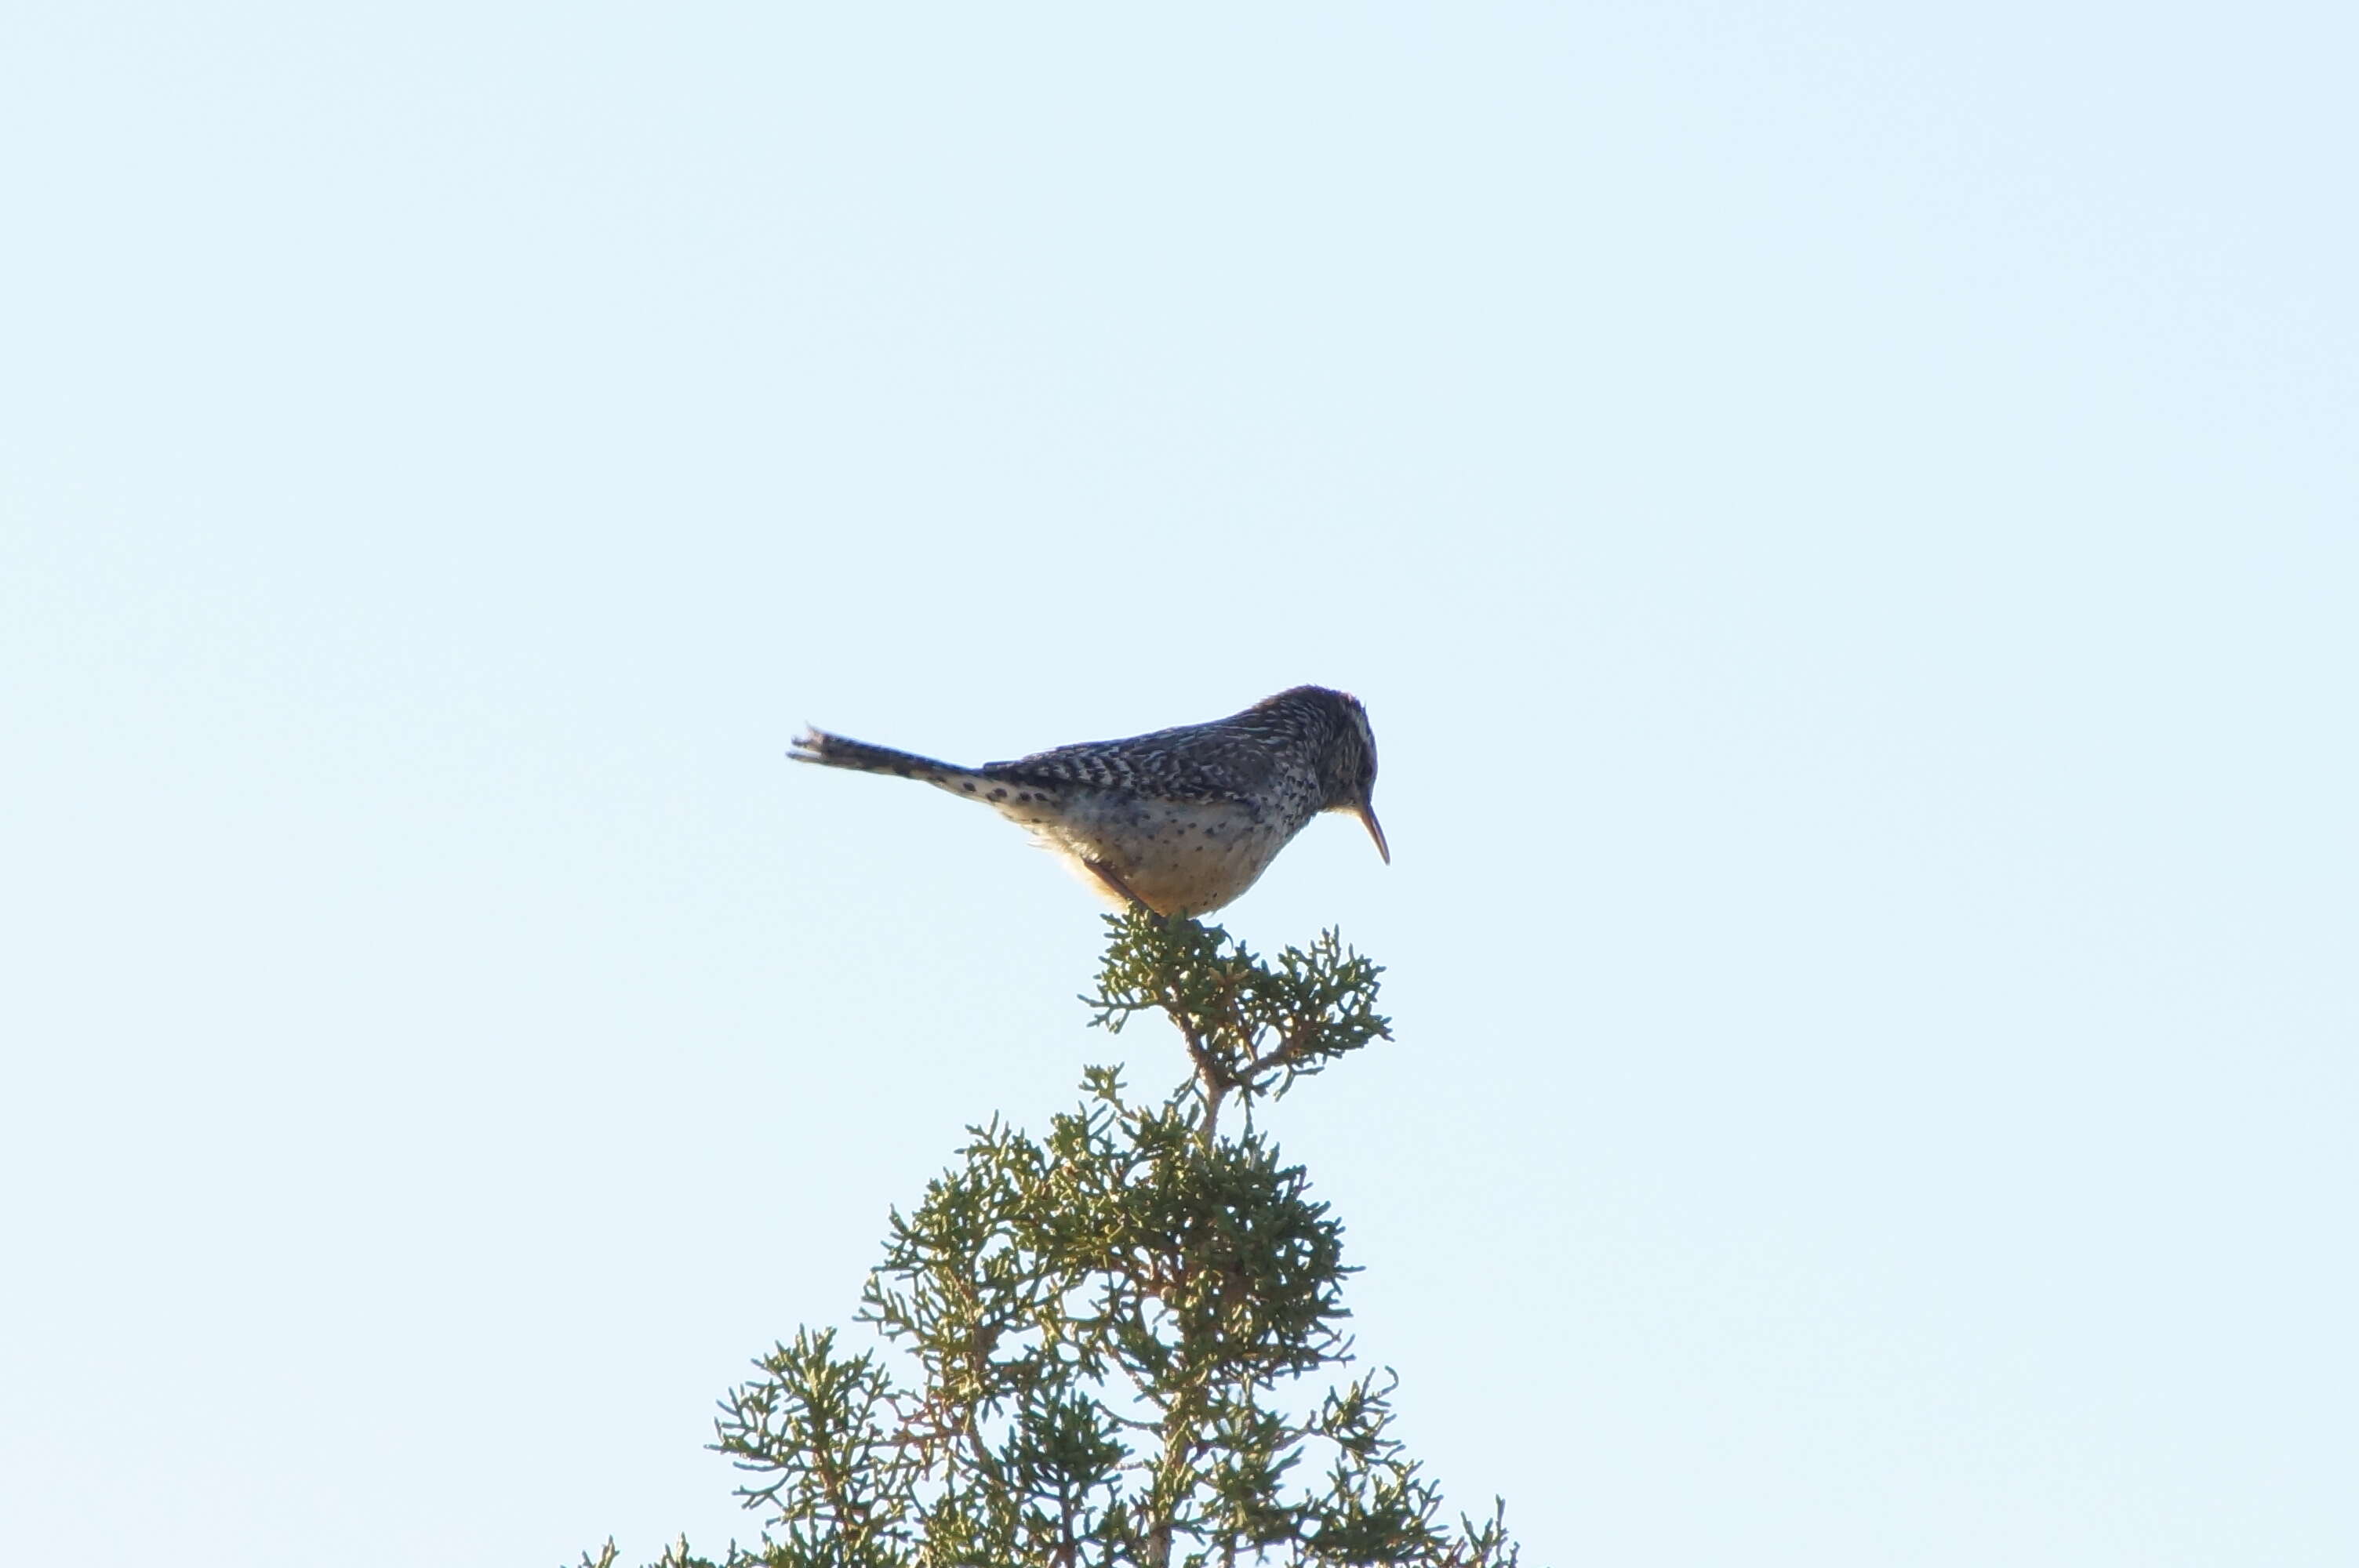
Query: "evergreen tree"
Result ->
[[583, 909, 1525, 1568]]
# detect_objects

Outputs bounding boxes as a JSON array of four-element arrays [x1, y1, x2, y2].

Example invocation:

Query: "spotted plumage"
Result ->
[[789, 686, 1387, 916]]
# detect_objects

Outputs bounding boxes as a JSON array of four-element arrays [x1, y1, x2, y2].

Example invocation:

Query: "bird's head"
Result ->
[[1303, 687, 1388, 864]]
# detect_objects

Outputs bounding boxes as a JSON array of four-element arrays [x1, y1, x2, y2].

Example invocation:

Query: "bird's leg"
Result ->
[[1081, 856, 1158, 916]]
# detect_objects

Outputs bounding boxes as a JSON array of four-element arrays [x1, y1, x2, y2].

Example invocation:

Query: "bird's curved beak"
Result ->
[[1357, 799, 1390, 864]]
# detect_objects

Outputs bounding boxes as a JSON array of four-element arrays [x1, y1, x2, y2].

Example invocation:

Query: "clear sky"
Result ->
[[3, 5, 2353, 1565]]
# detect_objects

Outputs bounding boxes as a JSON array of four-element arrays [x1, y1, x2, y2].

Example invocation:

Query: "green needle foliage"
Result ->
[[581, 909, 1525, 1568]]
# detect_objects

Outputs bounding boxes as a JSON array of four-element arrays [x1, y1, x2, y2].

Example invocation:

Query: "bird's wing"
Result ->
[[981, 720, 1279, 802]]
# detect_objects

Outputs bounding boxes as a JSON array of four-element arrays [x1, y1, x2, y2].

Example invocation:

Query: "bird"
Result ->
[[788, 686, 1388, 916]]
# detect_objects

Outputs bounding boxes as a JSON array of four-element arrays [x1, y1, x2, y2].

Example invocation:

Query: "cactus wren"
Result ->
[[788, 686, 1387, 916]]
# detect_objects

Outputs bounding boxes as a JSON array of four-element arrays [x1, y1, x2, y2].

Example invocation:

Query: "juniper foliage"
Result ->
[[580, 909, 1524, 1568]]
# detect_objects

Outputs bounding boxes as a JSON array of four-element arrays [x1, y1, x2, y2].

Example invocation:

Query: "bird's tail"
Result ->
[[789, 728, 968, 786]]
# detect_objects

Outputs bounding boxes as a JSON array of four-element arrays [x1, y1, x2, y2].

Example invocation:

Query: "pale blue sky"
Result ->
[[3, 5, 2353, 1565]]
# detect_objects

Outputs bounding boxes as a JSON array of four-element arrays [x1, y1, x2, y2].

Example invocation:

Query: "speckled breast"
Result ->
[[1028, 793, 1306, 916]]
